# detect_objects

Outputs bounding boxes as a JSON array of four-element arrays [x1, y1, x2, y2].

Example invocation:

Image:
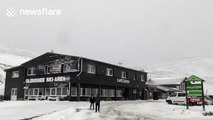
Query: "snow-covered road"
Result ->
[[1, 100, 213, 120]]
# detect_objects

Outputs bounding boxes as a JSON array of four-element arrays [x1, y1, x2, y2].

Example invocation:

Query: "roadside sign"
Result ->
[[185, 75, 205, 110]]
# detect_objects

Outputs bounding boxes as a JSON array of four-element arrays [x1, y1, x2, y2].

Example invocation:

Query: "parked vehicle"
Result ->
[[166, 92, 186, 105], [197, 96, 213, 105], [166, 92, 213, 105]]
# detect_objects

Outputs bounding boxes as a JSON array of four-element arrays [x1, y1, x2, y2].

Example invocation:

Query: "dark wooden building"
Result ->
[[4, 52, 147, 101]]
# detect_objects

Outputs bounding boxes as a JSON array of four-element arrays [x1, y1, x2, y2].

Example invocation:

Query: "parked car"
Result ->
[[197, 96, 213, 105], [166, 92, 186, 105]]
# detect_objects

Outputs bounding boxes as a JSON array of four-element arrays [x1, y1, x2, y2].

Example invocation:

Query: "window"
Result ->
[[121, 71, 127, 79], [45, 88, 50, 95], [71, 87, 77, 96], [81, 88, 86, 96], [109, 89, 115, 97], [12, 71, 19, 78], [29, 89, 33, 95], [101, 89, 108, 97], [62, 87, 68, 95], [86, 88, 91, 96], [141, 75, 145, 81], [106, 68, 113, 76], [27, 68, 35, 76], [178, 93, 186, 97], [63, 64, 69, 73], [57, 88, 62, 95], [39, 88, 43, 95], [45, 66, 50, 74], [170, 93, 176, 97], [116, 90, 122, 97], [87, 64, 96, 74], [133, 74, 137, 80], [92, 88, 98, 95], [50, 88, 56, 95], [34, 88, 39, 96]]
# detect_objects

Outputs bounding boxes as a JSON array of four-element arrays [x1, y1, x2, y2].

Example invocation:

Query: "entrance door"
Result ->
[[11, 88, 17, 101]]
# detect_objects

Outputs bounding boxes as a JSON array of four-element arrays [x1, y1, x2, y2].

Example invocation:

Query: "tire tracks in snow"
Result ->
[[97, 101, 158, 120]]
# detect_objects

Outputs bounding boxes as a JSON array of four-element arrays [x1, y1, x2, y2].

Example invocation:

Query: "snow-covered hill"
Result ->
[[142, 55, 213, 95], [0, 44, 36, 95]]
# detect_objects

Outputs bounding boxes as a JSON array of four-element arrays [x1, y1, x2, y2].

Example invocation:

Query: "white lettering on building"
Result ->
[[25, 78, 45, 83], [117, 78, 130, 84], [46, 76, 70, 82], [25, 76, 70, 83]]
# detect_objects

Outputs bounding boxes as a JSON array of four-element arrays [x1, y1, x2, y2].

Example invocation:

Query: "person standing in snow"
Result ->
[[95, 94, 101, 112], [89, 94, 95, 110]]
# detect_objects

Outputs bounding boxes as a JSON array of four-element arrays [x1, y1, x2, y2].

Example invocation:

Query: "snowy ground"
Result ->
[[1, 100, 213, 120]]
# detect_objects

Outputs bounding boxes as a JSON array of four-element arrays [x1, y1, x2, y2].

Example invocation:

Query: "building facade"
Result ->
[[4, 52, 147, 101], [147, 77, 186, 99]]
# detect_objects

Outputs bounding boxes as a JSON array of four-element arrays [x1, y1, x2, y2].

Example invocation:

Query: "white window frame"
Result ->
[[109, 89, 115, 97], [71, 87, 77, 96], [63, 64, 70, 73], [141, 75, 145, 81], [50, 88, 57, 96], [33, 88, 39, 96], [121, 71, 127, 79], [45, 66, 50, 74], [106, 68, 113, 76], [133, 73, 136, 80], [87, 64, 96, 74], [45, 88, 50, 95], [27, 67, 35, 76], [12, 71, 19, 78]]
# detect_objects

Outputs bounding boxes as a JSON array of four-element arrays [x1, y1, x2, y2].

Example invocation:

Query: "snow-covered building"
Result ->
[[4, 52, 147, 101], [147, 77, 186, 99]]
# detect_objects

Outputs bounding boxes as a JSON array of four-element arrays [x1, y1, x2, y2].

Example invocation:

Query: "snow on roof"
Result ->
[[149, 77, 186, 85], [157, 85, 180, 92]]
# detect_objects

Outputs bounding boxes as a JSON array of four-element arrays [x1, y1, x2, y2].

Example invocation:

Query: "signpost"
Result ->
[[185, 75, 205, 110]]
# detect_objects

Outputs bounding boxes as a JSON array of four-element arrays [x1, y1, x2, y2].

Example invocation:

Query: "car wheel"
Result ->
[[168, 100, 172, 104]]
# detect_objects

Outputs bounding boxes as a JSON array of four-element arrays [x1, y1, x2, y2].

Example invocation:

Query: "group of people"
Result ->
[[89, 94, 101, 112]]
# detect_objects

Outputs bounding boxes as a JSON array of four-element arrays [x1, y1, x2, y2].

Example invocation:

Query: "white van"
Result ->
[[166, 92, 186, 105]]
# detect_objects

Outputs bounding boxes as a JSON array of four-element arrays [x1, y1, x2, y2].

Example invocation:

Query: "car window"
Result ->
[[178, 93, 186, 97], [205, 96, 211, 100], [170, 93, 176, 97]]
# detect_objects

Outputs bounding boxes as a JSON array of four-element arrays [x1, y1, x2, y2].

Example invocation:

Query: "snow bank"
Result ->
[[2, 100, 209, 120]]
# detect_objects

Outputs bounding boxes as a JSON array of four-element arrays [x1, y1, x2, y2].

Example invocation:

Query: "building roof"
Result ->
[[4, 52, 147, 74], [149, 77, 186, 86], [157, 85, 181, 92]]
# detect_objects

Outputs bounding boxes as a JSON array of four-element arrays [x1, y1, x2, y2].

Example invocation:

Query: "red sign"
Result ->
[[187, 98, 203, 102]]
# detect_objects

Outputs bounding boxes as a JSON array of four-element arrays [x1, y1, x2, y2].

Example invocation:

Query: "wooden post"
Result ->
[[77, 83, 80, 101], [185, 79, 189, 109], [201, 81, 205, 111]]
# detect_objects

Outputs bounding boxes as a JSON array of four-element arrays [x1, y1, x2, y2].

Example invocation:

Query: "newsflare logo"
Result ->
[[6, 7, 62, 18], [6, 7, 17, 18]]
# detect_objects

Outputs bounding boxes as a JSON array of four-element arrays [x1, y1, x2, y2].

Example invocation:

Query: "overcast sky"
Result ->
[[0, 0, 213, 67]]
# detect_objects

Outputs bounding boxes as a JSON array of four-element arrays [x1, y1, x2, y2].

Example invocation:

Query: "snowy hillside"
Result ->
[[142, 55, 213, 95], [0, 44, 36, 95]]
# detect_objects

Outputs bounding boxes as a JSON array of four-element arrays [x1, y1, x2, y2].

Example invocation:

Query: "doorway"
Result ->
[[11, 88, 17, 101]]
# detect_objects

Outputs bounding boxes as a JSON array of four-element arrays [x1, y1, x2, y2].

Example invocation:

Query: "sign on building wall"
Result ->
[[25, 76, 70, 83], [117, 78, 130, 84]]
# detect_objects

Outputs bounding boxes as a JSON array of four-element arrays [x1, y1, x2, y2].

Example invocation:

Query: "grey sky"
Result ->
[[0, 0, 213, 67]]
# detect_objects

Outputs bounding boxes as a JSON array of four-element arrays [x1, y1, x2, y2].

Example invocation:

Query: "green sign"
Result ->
[[185, 75, 205, 110]]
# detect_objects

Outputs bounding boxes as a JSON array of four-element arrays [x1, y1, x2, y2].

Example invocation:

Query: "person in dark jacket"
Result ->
[[89, 95, 95, 110], [95, 94, 101, 112]]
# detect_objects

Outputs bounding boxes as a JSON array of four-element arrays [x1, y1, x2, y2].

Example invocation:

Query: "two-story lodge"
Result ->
[[4, 52, 147, 101]]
